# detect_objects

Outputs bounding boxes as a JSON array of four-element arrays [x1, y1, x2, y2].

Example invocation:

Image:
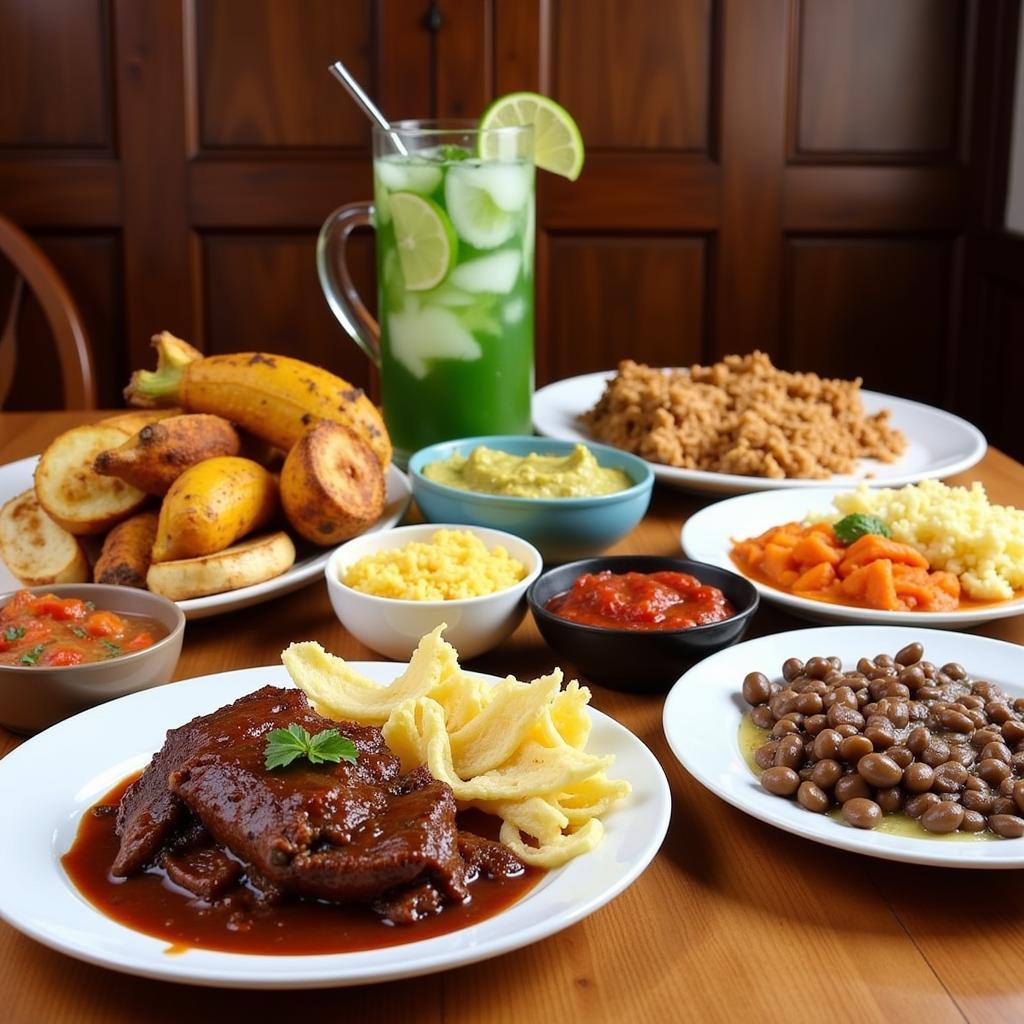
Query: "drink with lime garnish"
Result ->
[[318, 94, 584, 464]]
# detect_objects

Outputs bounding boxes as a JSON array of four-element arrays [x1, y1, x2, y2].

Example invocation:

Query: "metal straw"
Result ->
[[328, 60, 409, 155]]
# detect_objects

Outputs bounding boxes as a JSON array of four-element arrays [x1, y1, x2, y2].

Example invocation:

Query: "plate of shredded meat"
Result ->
[[532, 355, 986, 495], [0, 662, 669, 989]]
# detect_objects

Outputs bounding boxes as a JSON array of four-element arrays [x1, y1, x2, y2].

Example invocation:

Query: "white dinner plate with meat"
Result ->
[[0, 456, 412, 620], [680, 488, 1024, 628], [663, 626, 1024, 868], [532, 371, 987, 495], [0, 663, 670, 988]]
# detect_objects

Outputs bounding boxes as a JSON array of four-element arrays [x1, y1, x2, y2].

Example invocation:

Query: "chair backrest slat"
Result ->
[[0, 216, 97, 410], [0, 275, 24, 408]]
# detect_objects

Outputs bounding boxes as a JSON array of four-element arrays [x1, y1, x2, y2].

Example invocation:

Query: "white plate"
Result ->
[[0, 456, 411, 620], [663, 625, 1024, 868], [681, 488, 1024, 628], [0, 662, 669, 989], [533, 371, 987, 495]]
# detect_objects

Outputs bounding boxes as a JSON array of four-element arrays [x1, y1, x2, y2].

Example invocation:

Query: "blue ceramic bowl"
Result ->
[[408, 436, 654, 562]]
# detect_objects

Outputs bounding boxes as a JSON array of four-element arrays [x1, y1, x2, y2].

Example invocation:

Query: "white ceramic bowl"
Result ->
[[325, 524, 543, 660]]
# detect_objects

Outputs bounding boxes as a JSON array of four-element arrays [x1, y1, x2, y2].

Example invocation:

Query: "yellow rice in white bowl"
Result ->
[[820, 480, 1024, 600], [342, 528, 527, 601]]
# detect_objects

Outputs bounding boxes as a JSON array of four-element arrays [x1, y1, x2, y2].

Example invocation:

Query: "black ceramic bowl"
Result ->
[[527, 556, 759, 692]]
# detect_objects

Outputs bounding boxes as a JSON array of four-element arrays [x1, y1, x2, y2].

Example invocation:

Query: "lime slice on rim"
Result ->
[[479, 92, 585, 181], [389, 192, 457, 291]]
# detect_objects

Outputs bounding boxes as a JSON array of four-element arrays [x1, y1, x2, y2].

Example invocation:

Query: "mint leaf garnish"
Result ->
[[438, 144, 471, 162], [834, 513, 892, 544], [264, 724, 358, 770]]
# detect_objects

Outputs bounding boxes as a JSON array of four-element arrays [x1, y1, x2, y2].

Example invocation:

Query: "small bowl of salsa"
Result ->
[[0, 584, 185, 734], [528, 556, 758, 691]]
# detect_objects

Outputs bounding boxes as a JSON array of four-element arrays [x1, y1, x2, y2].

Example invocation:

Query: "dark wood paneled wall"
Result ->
[[0, 0, 1020, 458]]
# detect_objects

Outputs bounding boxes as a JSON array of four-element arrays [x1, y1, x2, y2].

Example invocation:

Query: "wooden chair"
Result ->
[[0, 216, 97, 409]]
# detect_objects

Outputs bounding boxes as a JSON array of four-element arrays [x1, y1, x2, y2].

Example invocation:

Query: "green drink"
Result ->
[[318, 121, 535, 464], [374, 143, 535, 458]]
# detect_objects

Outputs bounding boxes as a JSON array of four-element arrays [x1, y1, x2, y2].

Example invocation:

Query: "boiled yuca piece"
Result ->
[[34, 425, 148, 535], [0, 489, 90, 586], [151, 456, 278, 563], [93, 510, 159, 588], [280, 421, 386, 545], [146, 531, 295, 600]]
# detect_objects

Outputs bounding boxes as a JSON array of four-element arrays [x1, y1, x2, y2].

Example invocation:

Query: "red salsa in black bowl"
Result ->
[[528, 557, 758, 691]]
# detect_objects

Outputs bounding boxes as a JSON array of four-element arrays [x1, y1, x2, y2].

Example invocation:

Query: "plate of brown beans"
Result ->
[[662, 626, 1024, 867]]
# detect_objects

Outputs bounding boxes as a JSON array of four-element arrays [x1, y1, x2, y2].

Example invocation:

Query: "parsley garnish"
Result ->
[[264, 724, 358, 771], [834, 513, 892, 544], [100, 639, 122, 657], [19, 644, 47, 665], [71, 627, 88, 639], [3, 626, 25, 642]]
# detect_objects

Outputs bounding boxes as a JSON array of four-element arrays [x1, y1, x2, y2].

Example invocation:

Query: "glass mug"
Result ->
[[317, 121, 535, 465]]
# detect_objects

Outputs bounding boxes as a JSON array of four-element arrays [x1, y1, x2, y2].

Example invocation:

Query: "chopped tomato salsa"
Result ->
[[0, 591, 167, 667], [546, 570, 735, 631]]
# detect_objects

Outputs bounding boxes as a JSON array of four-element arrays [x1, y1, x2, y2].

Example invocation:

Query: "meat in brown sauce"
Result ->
[[113, 686, 522, 923]]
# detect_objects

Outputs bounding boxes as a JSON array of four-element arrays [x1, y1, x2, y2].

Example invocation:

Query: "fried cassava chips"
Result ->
[[281, 626, 630, 867]]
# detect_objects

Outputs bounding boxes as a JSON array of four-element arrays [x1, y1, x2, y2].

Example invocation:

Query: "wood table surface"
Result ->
[[2, 412, 1023, 1024]]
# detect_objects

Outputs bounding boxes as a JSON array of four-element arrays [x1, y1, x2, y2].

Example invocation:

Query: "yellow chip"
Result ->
[[281, 624, 630, 869]]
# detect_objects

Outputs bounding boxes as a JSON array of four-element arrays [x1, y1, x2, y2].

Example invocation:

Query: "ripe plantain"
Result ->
[[99, 407, 183, 435], [125, 331, 391, 468], [94, 413, 241, 496], [151, 456, 279, 563]]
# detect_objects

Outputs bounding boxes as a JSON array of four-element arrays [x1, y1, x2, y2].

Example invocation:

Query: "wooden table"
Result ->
[[3, 412, 1023, 1024]]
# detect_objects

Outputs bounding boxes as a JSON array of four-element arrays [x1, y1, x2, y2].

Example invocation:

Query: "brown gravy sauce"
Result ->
[[62, 773, 545, 956]]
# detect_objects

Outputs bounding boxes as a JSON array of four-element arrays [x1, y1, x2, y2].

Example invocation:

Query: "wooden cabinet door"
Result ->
[[489, 0, 1014, 415], [0, 0, 1017, 437]]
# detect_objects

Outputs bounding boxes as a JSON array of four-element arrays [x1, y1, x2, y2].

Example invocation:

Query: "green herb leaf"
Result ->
[[264, 724, 358, 771], [438, 144, 471, 162], [307, 730, 358, 765], [101, 639, 122, 657], [3, 626, 25, 642], [71, 626, 88, 639], [19, 644, 47, 665], [833, 513, 892, 544]]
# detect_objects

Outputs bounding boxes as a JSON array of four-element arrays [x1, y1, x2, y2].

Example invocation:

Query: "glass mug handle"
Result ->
[[316, 202, 380, 368]]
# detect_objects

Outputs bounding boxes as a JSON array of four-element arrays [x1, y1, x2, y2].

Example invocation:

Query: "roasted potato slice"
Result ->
[[146, 530, 295, 600], [94, 414, 241, 496], [0, 488, 90, 586], [280, 421, 386, 545], [93, 511, 160, 588], [34, 425, 148, 535]]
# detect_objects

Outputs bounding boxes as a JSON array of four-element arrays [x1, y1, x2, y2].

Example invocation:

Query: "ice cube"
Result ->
[[450, 251, 522, 293], [387, 304, 481, 379], [375, 157, 443, 196]]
